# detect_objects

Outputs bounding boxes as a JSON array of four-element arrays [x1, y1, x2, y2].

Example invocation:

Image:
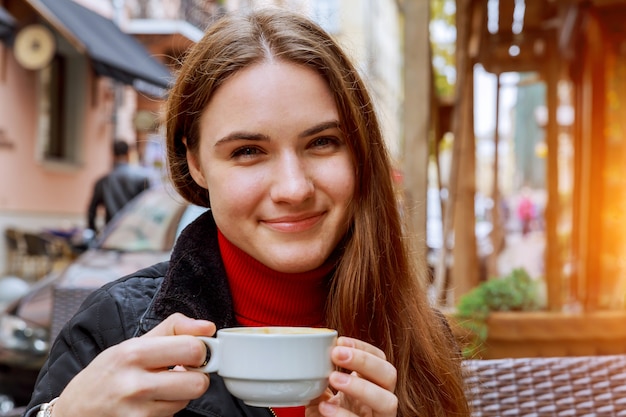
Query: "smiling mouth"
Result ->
[[263, 213, 324, 233]]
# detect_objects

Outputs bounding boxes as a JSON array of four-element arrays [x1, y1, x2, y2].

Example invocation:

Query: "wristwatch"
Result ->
[[36, 397, 59, 417]]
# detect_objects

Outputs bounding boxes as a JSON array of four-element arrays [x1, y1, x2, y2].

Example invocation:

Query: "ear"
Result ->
[[183, 137, 208, 189]]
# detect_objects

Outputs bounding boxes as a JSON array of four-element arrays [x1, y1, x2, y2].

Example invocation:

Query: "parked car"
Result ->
[[0, 187, 206, 411]]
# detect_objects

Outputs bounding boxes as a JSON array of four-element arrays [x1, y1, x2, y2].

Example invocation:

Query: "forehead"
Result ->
[[199, 61, 340, 138], [216, 60, 332, 105]]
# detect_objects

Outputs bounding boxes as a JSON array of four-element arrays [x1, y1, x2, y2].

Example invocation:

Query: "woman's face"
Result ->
[[187, 61, 355, 273]]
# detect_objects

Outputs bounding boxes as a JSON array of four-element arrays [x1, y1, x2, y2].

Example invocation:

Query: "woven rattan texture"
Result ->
[[464, 355, 626, 416]]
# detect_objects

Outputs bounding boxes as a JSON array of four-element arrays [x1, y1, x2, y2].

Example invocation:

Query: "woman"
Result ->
[[25, 8, 469, 417]]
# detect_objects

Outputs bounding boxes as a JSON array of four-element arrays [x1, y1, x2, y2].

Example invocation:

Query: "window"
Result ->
[[35, 44, 87, 167]]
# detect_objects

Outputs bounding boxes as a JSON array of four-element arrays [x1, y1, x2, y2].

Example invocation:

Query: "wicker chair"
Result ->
[[3, 227, 26, 276], [21, 231, 66, 280], [463, 355, 626, 416]]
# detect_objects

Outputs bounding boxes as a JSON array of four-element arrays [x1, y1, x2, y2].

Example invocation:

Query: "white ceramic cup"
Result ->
[[191, 326, 338, 407]]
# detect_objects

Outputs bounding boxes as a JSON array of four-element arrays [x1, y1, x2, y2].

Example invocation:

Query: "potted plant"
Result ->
[[452, 268, 542, 358]]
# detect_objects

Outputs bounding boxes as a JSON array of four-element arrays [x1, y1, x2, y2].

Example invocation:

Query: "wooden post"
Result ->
[[451, 47, 478, 302], [434, 0, 478, 306], [580, 11, 606, 311], [486, 74, 503, 279], [401, 0, 431, 280], [543, 34, 562, 311]]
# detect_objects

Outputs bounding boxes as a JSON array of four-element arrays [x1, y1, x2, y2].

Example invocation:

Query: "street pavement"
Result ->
[[497, 230, 545, 280]]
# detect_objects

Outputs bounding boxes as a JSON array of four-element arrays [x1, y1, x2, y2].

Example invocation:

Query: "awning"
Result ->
[[25, 0, 172, 96], [0, 6, 16, 40]]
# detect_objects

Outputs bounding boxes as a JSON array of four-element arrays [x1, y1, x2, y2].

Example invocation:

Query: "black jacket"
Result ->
[[25, 211, 273, 417], [87, 163, 151, 231]]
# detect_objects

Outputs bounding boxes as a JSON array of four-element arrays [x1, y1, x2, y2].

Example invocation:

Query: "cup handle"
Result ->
[[187, 336, 220, 373]]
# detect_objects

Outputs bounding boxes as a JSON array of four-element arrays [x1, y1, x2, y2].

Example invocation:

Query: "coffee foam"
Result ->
[[224, 327, 335, 335]]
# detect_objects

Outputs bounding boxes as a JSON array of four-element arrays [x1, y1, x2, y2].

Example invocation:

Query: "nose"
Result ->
[[269, 153, 314, 204]]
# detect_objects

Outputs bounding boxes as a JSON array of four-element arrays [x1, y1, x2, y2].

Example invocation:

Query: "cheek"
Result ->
[[323, 160, 355, 204], [206, 171, 265, 215]]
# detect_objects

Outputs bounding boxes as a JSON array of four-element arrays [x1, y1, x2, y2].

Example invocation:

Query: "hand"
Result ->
[[306, 337, 398, 417], [51, 313, 216, 417]]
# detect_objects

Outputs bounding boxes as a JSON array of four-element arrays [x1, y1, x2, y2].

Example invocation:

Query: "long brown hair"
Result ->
[[166, 8, 469, 417]]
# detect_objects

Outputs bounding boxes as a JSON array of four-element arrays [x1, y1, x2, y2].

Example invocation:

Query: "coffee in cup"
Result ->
[[189, 326, 337, 407]]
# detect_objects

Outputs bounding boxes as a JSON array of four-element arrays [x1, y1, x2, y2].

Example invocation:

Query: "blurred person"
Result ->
[[25, 8, 469, 417], [516, 187, 536, 236], [86, 139, 151, 233]]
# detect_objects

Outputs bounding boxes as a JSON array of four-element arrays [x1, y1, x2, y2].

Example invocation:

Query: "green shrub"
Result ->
[[454, 268, 542, 358]]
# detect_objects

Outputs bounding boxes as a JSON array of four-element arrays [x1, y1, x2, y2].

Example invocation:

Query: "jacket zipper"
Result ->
[[269, 408, 277, 417]]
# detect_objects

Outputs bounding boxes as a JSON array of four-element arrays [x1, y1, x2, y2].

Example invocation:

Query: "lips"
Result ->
[[262, 212, 325, 233]]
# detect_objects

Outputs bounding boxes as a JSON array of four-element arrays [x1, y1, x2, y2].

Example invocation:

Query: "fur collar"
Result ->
[[153, 209, 237, 329]]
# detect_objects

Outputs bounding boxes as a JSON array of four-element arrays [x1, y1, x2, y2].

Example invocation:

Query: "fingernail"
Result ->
[[331, 371, 350, 386], [335, 346, 351, 361], [340, 337, 355, 348], [319, 401, 338, 415]]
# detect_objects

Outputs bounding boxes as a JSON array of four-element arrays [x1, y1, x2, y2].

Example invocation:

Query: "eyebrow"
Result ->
[[214, 120, 342, 148], [214, 132, 268, 147], [298, 120, 341, 138]]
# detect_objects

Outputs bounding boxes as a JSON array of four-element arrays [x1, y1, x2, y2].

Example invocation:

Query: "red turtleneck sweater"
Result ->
[[217, 230, 334, 417]]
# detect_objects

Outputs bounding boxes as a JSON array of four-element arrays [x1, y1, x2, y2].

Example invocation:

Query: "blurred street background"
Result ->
[[2, 0, 626, 414]]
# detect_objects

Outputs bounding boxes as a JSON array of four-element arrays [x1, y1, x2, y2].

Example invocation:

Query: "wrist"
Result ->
[[36, 397, 59, 417]]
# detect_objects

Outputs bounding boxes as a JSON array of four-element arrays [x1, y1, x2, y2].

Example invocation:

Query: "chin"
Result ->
[[257, 240, 334, 273], [264, 253, 328, 274], [270, 261, 325, 274]]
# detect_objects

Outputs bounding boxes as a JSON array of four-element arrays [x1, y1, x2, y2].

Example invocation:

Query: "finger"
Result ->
[[113, 368, 210, 402], [331, 345, 397, 392], [114, 335, 209, 370], [314, 395, 349, 417], [307, 389, 342, 417], [146, 369, 210, 401], [144, 312, 216, 338], [337, 336, 386, 360], [327, 371, 398, 415]]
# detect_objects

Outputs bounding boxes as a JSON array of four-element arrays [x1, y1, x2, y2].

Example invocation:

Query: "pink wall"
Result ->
[[0, 0, 175, 273], [0, 45, 113, 217]]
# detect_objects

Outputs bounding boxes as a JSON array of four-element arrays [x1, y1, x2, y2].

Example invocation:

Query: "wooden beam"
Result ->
[[591, 0, 626, 6], [558, 4, 582, 60], [478, 30, 550, 74], [468, 0, 486, 59], [498, 0, 515, 35], [523, 0, 549, 31]]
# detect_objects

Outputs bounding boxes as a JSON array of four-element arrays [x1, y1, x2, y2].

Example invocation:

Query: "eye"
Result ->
[[310, 136, 340, 150], [231, 146, 263, 159]]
